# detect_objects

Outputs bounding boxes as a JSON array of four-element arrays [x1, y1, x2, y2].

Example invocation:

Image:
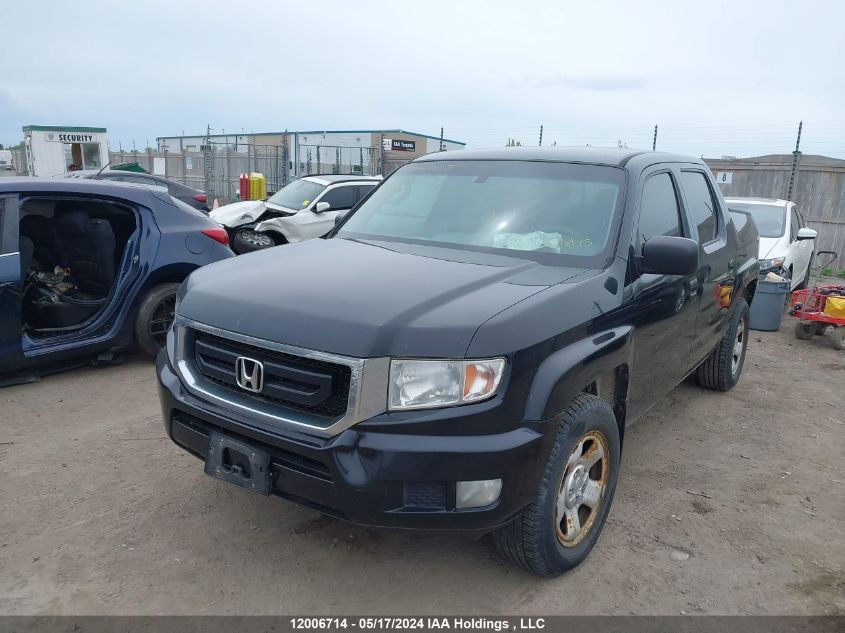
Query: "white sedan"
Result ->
[[726, 197, 817, 290]]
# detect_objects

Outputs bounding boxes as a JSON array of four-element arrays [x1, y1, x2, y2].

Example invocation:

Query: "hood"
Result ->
[[759, 236, 787, 260], [209, 200, 266, 227], [179, 238, 588, 358]]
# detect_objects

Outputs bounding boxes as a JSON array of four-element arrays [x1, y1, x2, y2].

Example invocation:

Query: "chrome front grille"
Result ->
[[194, 330, 352, 418], [172, 317, 389, 438]]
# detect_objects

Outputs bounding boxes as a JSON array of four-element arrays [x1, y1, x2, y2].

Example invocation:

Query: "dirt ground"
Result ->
[[1, 315, 843, 616]]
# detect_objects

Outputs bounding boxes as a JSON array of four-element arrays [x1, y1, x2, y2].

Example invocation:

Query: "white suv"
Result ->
[[211, 175, 380, 254]]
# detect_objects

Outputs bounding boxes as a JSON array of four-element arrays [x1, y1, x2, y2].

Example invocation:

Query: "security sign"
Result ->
[[45, 132, 97, 143]]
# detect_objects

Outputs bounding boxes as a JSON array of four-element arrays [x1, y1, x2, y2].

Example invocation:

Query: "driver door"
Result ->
[[624, 168, 700, 420], [0, 194, 23, 364]]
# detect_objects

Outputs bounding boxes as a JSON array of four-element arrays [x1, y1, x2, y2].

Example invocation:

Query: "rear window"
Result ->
[[170, 195, 208, 218], [679, 171, 719, 242]]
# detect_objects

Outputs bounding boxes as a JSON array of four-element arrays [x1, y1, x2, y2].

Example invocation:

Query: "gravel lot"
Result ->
[[1, 316, 843, 615]]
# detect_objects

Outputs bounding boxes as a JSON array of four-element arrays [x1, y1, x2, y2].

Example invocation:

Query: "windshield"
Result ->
[[337, 160, 625, 265], [728, 202, 786, 238], [266, 179, 326, 210]]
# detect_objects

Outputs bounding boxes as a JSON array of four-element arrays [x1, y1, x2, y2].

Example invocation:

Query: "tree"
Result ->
[[506, 138, 522, 147]]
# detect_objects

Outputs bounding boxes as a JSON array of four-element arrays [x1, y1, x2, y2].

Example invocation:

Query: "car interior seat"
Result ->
[[19, 214, 60, 270], [24, 209, 117, 330], [54, 210, 116, 296]]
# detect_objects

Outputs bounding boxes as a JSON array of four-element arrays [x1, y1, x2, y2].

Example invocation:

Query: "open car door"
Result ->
[[0, 194, 23, 365]]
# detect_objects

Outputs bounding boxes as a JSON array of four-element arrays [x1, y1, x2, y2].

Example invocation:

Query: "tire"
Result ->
[[794, 322, 815, 340], [232, 228, 275, 254], [696, 299, 749, 391], [134, 283, 180, 357], [833, 327, 845, 351], [492, 394, 621, 577]]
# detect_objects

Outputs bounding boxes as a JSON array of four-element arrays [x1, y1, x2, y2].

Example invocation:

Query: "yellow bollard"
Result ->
[[249, 172, 266, 200]]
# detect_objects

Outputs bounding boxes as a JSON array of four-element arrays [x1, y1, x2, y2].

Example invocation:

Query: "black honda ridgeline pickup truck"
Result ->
[[157, 147, 759, 576]]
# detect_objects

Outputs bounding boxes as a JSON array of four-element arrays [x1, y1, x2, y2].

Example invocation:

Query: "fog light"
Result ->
[[456, 479, 502, 509]]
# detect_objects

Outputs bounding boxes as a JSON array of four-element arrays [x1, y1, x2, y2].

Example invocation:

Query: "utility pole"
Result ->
[[652, 124, 658, 151], [539, 125, 543, 147], [786, 120, 803, 201], [203, 124, 214, 201]]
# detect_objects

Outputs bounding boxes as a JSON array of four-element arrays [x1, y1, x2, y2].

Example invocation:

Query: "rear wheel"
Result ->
[[134, 283, 180, 357], [697, 299, 749, 391], [232, 228, 275, 254], [794, 322, 815, 340], [492, 394, 620, 577]]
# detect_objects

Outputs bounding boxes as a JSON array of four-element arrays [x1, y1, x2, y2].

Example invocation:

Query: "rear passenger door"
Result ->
[[677, 168, 734, 366], [0, 194, 22, 361], [625, 169, 699, 419]]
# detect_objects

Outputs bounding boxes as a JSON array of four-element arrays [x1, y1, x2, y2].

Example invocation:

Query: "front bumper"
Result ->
[[157, 352, 551, 532]]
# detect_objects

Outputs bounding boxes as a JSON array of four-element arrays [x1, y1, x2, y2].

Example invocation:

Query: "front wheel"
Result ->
[[833, 327, 845, 351], [232, 228, 275, 254], [697, 299, 749, 391], [492, 394, 621, 577], [795, 322, 815, 340]]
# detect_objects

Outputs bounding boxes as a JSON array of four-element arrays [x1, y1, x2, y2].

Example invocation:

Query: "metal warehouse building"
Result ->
[[156, 129, 465, 177]]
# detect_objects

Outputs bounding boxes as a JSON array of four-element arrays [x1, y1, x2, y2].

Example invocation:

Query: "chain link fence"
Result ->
[[106, 140, 383, 204]]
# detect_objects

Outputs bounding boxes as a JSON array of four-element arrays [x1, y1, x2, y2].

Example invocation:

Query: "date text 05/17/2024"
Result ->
[[289, 618, 547, 631]]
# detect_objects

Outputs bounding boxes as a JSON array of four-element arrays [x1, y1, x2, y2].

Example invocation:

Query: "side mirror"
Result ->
[[314, 201, 331, 213], [640, 235, 699, 276], [334, 210, 349, 227], [796, 227, 817, 241]]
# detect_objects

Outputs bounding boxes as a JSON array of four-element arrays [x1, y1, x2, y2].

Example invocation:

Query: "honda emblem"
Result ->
[[235, 356, 264, 393]]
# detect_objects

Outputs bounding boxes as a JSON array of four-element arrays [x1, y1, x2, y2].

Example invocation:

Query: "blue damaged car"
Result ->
[[0, 178, 233, 375]]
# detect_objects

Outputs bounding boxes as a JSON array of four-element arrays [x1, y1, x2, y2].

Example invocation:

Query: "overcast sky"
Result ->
[[3, 0, 844, 157]]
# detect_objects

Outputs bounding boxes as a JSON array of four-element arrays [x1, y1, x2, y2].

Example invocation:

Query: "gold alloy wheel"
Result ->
[[732, 316, 746, 376], [555, 430, 610, 547]]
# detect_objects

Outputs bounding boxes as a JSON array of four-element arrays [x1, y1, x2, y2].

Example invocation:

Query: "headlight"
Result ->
[[760, 257, 785, 271], [388, 358, 505, 411]]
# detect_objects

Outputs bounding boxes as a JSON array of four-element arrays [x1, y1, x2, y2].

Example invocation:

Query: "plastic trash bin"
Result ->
[[748, 278, 790, 331]]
